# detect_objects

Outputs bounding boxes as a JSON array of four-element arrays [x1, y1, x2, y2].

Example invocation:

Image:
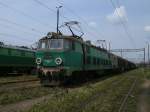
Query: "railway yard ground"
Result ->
[[0, 68, 150, 112]]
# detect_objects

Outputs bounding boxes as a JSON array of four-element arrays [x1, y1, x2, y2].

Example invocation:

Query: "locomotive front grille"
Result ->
[[44, 52, 52, 59]]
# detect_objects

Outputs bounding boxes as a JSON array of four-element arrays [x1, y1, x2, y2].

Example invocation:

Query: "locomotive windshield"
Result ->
[[49, 39, 63, 49], [38, 39, 71, 50]]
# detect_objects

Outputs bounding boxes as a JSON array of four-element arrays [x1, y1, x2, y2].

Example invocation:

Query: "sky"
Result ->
[[0, 0, 150, 62]]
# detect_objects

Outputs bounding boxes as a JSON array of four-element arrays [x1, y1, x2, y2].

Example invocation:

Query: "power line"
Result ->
[[0, 1, 55, 29], [34, 0, 90, 35], [33, 0, 69, 21], [109, 0, 136, 48], [0, 36, 33, 46], [0, 33, 34, 43], [57, 0, 106, 39], [0, 23, 41, 37], [34, 0, 104, 40], [116, 0, 120, 7], [33, 0, 56, 13], [115, 0, 136, 47], [0, 18, 43, 34], [33, 0, 73, 35]]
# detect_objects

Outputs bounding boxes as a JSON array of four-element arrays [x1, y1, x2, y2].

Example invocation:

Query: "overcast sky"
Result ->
[[0, 0, 150, 51]]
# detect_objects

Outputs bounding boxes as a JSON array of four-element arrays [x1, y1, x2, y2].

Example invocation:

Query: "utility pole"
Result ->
[[56, 6, 62, 34], [120, 49, 123, 57], [109, 42, 111, 51], [146, 42, 150, 65], [144, 48, 145, 65], [148, 43, 150, 64]]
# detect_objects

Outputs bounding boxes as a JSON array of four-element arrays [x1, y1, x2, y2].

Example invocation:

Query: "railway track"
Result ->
[[0, 79, 39, 85], [50, 72, 138, 112], [0, 80, 40, 92], [0, 88, 68, 112], [78, 72, 139, 112], [118, 78, 137, 112]]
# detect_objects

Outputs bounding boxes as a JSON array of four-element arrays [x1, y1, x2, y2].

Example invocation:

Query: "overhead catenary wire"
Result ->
[[0, 1, 55, 30], [34, 0, 84, 33], [57, 0, 106, 39], [33, 0, 56, 13], [0, 23, 41, 37], [115, 0, 136, 47], [57, 0, 112, 50], [116, 0, 121, 9], [0, 18, 43, 34], [109, 0, 136, 48], [109, 0, 135, 43], [0, 0, 97, 39], [0, 33, 35, 43], [33, 0, 70, 21], [34, 0, 104, 40], [0, 38, 32, 46], [0, 18, 45, 46], [0, 1, 54, 46]]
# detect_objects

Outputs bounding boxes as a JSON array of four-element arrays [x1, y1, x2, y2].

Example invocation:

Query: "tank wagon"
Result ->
[[0, 43, 36, 75], [36, 32, 136, 85]]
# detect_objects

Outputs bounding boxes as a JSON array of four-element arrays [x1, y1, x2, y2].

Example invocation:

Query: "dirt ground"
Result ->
[[0, 94, 53, 112], [138, 79, 150, 112]]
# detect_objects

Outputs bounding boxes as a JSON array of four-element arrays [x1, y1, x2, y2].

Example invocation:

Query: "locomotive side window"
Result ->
[[41, 42, 46, 49], [64, 39, 71, 50], [93, 57, 96, 65], [86, 46, 90, 53], [8, 49, 11, 55], [75, 42, 83, 53], [97, 58, 100, 65], [21, 51, 25, 56], [87, 56, 91, 64], [39, 41, 47, 49]]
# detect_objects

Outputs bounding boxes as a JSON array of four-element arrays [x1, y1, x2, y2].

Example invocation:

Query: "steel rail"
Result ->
[[118, 78, 137, 112], [0, 79, 39, 86]]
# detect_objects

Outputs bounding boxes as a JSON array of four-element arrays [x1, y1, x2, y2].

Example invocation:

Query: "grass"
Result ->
[[0, 86, 62, 105], [143, 67, 150, 79], [26, 68, 150, 112]]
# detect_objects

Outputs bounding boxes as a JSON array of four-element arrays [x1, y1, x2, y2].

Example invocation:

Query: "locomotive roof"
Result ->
[[40, 32, 108, 51], [0, 44, 36, 52]]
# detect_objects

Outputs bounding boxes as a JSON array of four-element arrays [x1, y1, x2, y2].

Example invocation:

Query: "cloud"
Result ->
[[144, 26, 150, 32], [88, 21, 97, 27], [106, 6, 128, 24]]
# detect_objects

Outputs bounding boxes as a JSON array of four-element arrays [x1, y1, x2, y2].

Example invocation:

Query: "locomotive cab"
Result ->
[[36, 35, 73, 67]]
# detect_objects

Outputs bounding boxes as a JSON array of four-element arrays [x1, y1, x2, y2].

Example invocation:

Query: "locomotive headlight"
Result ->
[[36, 58, 42, 65], [55, 57, 62, 65]]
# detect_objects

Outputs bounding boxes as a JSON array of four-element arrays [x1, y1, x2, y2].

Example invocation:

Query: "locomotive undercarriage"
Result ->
[[37, 67, 68, 86]]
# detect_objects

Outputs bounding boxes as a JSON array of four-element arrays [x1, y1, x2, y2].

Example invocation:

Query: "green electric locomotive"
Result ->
[[0, 43, 36, 75], [36, 32, 136, 85]]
